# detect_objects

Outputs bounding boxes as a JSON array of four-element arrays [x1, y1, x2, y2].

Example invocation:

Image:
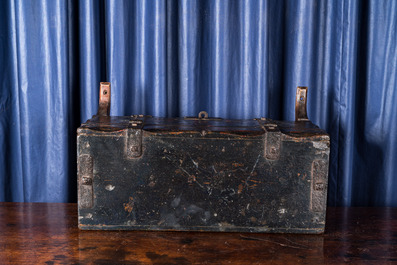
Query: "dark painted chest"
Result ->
[[77, 83, 330, 233]]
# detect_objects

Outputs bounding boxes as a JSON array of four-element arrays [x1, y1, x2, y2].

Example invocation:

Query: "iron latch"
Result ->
[[126, 119, 143, 158], [256, 118, 281, 160]]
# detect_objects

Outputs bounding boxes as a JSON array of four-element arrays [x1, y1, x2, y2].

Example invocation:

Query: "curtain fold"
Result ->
[[1, 0, 396, 206]]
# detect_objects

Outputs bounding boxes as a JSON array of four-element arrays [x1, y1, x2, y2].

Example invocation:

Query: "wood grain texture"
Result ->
[[0, 203, 396, 264]]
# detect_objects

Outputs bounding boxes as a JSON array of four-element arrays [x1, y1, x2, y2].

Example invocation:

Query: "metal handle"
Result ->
[[295, 86, 309, 121], [184, 111, 222, 120], [97, 82, 111, 116], [198, 111, 208, 119]]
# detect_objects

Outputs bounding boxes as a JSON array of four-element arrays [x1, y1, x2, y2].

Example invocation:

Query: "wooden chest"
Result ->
[[77, 83, 330, 233]]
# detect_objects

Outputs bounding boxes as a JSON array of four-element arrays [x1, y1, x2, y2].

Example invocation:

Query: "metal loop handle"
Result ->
[[198, 111, 208, 119]]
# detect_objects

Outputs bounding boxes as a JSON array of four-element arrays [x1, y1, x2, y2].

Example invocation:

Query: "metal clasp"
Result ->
[[256, 118, 281, 160], [126, 120, 143, 158], [263, 125, 281, 160]]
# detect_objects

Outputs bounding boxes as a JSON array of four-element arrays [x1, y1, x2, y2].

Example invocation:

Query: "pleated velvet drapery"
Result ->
[[0, 0, 396, 206]]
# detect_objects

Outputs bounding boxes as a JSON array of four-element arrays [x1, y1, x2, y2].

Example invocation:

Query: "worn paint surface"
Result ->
[[77, 115, 330, 233]]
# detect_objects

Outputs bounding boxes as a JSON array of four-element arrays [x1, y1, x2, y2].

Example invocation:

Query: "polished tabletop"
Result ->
[[0, 203, 396, 264]]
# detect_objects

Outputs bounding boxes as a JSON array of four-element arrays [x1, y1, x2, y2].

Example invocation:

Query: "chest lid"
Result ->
[[78, 83, 328, 139]]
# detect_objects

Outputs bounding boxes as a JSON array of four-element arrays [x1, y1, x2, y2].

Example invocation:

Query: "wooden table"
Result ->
[[0, 203, 396, 264]]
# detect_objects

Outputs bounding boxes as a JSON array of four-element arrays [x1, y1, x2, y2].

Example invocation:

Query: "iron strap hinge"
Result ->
[[126, 119, 144, 158]]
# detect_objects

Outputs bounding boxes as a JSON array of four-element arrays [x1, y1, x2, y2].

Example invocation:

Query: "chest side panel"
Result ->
[[77, 130, 329, 233]]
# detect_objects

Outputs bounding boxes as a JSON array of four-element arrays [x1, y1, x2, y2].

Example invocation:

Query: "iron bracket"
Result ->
[[311, 160, 328, 212], [78, 154, 94, 208]]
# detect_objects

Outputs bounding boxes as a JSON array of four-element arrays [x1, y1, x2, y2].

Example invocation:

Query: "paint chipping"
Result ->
[[244, 154, 261, 189], [123, 197, 134, 213], [105, 184, 115, 191], [148, 175, 156, 187], [313, 141, 328, 150], [171, 197, 181, 207], [188, 155, 199, 168], [237, 184, 244, 194]]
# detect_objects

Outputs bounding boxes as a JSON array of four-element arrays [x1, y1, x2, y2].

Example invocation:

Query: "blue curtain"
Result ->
[[1, 0, 396, 206]]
